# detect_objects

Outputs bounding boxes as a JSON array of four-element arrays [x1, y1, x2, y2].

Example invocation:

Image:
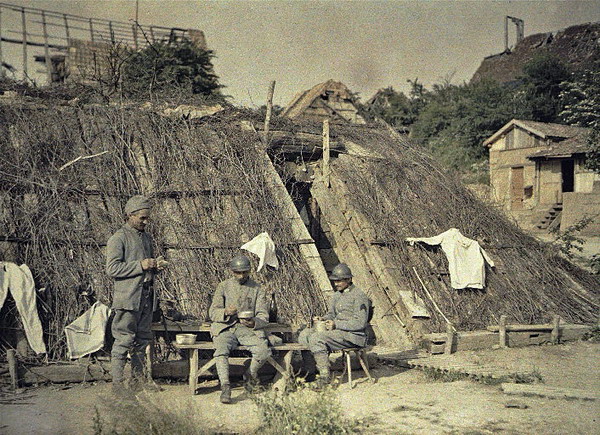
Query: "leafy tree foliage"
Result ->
[[121, 37, 222, 99], [559, 64, 600, 173]]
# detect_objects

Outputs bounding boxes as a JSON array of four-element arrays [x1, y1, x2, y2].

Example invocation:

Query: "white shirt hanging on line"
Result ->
[[241, 232, 279, 272], [406, 228, 495, 290]]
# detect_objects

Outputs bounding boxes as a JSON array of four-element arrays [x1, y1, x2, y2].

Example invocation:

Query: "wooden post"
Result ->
[[41, 11, 52, 84], [322, 119, 330, 187], [21, 7, 27, 79], [7, 349, 18, 390], [109, 21, 115, 44], [444, 322, 454, 354], [499, 315, 508, 348], [263, 80, 276, 142], [149, 26, 155, 44], [89, 18, 94, 42], [0, 7, 4, 77], [63, 14, 70, 40], [551, 315, 560, 344]]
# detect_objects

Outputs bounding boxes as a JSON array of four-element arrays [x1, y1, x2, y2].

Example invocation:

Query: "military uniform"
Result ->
[[298, 284, 370, 353], [209, 277, 271, 386], [106, 222, 156, 384]]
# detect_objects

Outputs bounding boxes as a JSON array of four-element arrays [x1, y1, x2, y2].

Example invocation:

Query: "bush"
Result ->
[[252, 381, 359, 434]]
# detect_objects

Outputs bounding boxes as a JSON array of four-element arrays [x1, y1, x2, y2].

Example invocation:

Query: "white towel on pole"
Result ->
[[241, 232, 279, 272]]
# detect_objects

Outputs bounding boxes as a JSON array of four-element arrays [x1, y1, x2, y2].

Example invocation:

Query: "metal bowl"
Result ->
[[175, 334, 197, 345]]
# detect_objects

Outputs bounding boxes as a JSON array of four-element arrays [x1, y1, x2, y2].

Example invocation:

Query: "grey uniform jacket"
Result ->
[[208, 277, 270, 337], [323, 284, 370, 347], [105, 223, 156, 311]]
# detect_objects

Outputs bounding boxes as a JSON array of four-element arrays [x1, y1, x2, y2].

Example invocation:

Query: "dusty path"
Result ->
[[1, 342, 598, 434]]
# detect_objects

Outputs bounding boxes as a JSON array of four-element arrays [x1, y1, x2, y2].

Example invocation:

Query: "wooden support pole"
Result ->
[[551, 315, 560, 344], [89, 18, 94, 42], [21, 7, 27, 79], [149, 26, 155, 43], [0, 7, 4, 77], [41, 12, 52, 84], [499, 315, 508, 348], [263, 80, 276, 142], [322, 119, 330, 187], [63, 14, 70, 40], [7, 349, 18, 390], [444, 323, 454, 354], [109, 21, 115, 44]]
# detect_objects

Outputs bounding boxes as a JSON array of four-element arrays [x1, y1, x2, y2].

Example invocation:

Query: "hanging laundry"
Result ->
[[0, 262, 47, 354], [241, 232, 279, 272], [65, 301, 110, 360], [406, 228, 495, 290]]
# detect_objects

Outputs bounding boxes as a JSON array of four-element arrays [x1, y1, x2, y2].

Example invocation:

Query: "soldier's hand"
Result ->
[[324, 320, 335, 330], [240, 318, 255, 328], [141, 258, 157, 270], [313, 316, 323, 322], [225, 306, 238, 316]]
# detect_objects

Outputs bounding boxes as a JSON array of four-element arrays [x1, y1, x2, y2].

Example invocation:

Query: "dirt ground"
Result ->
[[1, 341, 598, 434]]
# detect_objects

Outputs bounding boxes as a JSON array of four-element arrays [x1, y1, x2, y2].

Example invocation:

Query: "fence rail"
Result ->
[[0, 2, 194, 82]]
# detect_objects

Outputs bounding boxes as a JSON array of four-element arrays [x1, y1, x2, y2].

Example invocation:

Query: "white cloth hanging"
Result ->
[[241, 232, 279, 272], [65, 301, 110, 359], [0, 262, 47, 354], [406, 228, 495, 290]]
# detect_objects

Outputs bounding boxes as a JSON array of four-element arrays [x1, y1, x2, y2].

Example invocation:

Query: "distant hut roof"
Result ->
[[282, 79, 365, 124], [483, 119, 589, 147], [528, 134, 590, 159]]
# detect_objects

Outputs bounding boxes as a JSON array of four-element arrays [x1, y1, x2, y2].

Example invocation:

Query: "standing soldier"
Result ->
[[106, 195, 162, 393], [209, 254, 271, 404], [298, 263, 371, 386]]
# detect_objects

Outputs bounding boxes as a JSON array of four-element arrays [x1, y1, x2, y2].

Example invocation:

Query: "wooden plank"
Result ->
[[152, 321, 293, 334], [499, 315, 508, 348], [487, 324, 554, 332], [501, 383, 599, 401]]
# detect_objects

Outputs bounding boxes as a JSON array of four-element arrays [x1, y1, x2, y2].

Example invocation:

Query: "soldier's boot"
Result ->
[[314, 352, 330, 388], [216, 356, 232, 404], [244, 358, 264, 392], [129, 350, 162, 392], [300, 350, 317, 382], [111, 357, 128, 395]]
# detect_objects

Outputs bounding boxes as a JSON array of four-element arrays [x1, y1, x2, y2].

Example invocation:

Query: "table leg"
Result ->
[[189, 349, 198, 395]]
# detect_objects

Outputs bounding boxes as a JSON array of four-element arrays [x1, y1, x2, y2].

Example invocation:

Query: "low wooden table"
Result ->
[[174, 341, 308, 394]]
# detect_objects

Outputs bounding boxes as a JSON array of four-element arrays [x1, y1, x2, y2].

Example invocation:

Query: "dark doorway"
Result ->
[[561, 159, 575, 193]]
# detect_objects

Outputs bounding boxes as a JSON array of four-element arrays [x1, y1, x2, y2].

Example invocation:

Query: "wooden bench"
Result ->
[[174, 341, 308, 394]]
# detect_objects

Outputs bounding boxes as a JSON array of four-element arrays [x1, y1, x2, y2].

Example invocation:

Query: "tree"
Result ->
[[559, 64, 600, 173], [121, 37, 223, 99], [518, 53, 570, 122]]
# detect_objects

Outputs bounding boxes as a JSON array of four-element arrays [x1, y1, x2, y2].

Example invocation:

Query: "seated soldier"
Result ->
[[209, 254, 271, 404], [298, 263, 371, 385]]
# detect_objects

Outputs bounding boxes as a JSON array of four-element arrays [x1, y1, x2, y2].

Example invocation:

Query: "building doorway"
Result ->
[[561, 159, 575, 194]]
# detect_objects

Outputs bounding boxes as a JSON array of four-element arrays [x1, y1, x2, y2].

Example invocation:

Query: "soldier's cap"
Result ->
[[125, 195, 151, 215]]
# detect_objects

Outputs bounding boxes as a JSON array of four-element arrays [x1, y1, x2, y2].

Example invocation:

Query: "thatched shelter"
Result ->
[[0, 96, 598, 359]]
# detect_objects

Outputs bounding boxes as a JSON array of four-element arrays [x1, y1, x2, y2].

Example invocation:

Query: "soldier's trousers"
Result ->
[[111, 295, 153, 382], [298, 328, 364, 354]]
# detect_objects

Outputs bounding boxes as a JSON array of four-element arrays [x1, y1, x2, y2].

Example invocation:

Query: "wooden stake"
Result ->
[[499, 315, 508, 348], [322, 119, 330, 187], [21, 7, 27, 79], [413, 267, 452, 327], [444, 322, 454, 354], [551, 315, 560, 344], [7, 349, 18, 390], [42, 11, 52, 84], [263, 80, 276, 142]]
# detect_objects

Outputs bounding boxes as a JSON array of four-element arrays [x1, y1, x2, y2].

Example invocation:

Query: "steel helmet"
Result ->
[[329, 263, 353, 280], [229, 255, 251, 272]]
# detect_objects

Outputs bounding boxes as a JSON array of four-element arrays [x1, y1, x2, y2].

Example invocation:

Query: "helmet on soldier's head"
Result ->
[[229, 255, 251, 272], [329, 263, 353, 281]]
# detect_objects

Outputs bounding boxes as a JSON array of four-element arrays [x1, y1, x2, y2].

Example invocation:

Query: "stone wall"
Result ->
[[561, 184, 600, 235]]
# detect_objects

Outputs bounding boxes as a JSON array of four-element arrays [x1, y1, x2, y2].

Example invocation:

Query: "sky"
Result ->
[[2, 0, 600, 107]]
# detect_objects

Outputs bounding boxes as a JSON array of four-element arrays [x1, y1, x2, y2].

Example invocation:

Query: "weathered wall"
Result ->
[[560, 185, 600, 235], [538, 160, 562, 205], [575, 158, 600, 193]]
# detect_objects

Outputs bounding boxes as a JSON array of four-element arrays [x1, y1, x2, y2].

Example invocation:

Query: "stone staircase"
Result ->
[[535, 203, 563, 230]]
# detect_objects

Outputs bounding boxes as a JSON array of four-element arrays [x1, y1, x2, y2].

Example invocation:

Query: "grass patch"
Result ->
[[422, 367, 469, 383], [251, 379, 361, 434], [93, 391, 212, 435]]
